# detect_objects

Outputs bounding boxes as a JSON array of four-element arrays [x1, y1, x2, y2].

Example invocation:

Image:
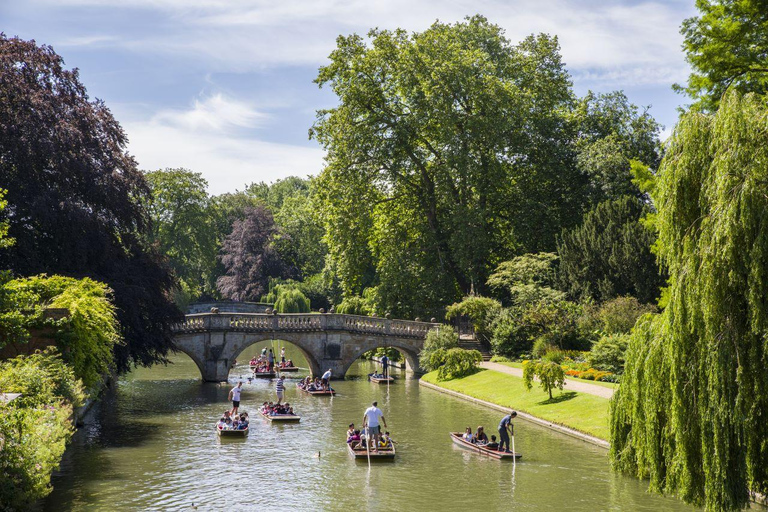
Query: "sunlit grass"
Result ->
[[422, 369, 610, 440]]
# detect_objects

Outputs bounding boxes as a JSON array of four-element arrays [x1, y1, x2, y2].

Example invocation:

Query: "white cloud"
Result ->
[[39, 0, 694, 86], [119, 95, 323, 194]]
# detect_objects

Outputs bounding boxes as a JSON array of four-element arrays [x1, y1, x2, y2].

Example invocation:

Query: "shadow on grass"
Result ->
[[537, 391, 577, 405]]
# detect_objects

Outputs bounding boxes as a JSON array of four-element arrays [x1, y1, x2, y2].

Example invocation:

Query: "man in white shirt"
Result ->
[[321, 369, 332, 391], [228, 381, 243, 416], [362, 401, 387, 452]]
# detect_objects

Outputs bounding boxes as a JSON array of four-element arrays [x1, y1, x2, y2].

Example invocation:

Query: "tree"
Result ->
[[217, 206, 288, 301], [676, 0, 768, 111], [573, 91, 662, 204], [312, 17, 585, 316], [522, 359, 565, 400], [610, 92, 768, 510], [486, 253, 564, 306], [145, 169, 219, 301], [445, 296, 502, 344], [0, 35, 180, 371], [557, 196, 665, 304]]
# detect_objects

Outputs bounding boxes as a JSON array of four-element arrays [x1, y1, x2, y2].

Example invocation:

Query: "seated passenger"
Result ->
[[347, 423, 356, 438], [347, 429, 361, 444], [380, 431, 393, 448], [463, 427, 475, 443], [476, 426, 488, 445], [238, 413, 249, 429], [486, 435, 499, 450], [217, 417, 227, 429], [224, 417, 233, 430]]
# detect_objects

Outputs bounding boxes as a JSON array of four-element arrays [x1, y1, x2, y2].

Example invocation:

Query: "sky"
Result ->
[[1, 0, 697, 195]]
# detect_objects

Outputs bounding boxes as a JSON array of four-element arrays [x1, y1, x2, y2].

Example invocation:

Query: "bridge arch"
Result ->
[[340, 340, 421, 378], [229, 335, 323, 377], [172, 343, 207, 380]]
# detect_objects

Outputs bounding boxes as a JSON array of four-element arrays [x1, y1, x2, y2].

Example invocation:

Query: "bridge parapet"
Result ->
[[172, 313, 435, 338]]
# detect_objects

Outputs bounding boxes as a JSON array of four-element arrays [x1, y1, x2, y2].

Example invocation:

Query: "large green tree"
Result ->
[[610, 92, 768, 511], [676, 0, 768, 111], [145, 169, 218, 301], [557, 196, 664, 304], [312, 16, 584, 317]]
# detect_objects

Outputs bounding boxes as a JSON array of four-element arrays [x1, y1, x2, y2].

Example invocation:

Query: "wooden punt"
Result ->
[[449, 432, 521, 460], [347, 442, 396, 460], [252, 371, 276, 378], [277, 366, 300, 372], [368, 374, 394, 384], [260, 409, 301, 422], [296, 383, 336, 396], [217, 424, 249, 438]]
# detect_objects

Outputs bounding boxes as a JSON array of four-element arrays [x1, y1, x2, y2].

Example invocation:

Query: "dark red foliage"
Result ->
[[0, 34, 182, 371], [217, 206, 289, 301]]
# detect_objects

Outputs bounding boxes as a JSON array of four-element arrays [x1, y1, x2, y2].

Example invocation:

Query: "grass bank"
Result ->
[[422, 368, 610, 440]]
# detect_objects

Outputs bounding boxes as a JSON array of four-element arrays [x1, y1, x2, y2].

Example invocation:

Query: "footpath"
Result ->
[[479, 361, 615, 399]]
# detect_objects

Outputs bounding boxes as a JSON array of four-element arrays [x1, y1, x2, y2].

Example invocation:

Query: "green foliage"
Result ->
[[419, 326, 460, 372], [557, 196, 665, 304], [445, 296, 501, 343], [433, 348, 482, 381], [312, 16, 592, 318], [676, 0, 768, 112], [490, 299, 590, 358], [489, 355, 512, 363], [610, 92, 768, 510], [0, 349, 84, 506], [0, 275, 120, 389], [335, 296, 372, 316], [587, 333, 630, 374], [522, 359, 565, 400], [594, 296, 656, 334], [0, 189, 14, 249], [145, 169, 219, 301], [273, 288, 310, 313], [486, 253, 564, 306]]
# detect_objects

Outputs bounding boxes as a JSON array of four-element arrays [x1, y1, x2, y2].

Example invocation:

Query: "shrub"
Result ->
[[489, 355, 512, 362], [0, 348, 83, 506], [522, 359, 565, 399], [419, 326, 459, 372], [587, 333, 631, 374], [434, 347, 483, 381]]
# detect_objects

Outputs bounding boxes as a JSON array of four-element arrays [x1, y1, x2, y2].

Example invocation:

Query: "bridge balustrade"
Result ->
[[172, 313, 437, 338]]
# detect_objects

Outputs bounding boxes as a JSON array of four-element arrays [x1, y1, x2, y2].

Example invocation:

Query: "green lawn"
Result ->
[[492, 361, 619, 389], [422, 369, 610, 440]]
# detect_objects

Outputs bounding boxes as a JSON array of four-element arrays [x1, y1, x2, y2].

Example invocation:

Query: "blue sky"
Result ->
[[1, 0, 697, 194]]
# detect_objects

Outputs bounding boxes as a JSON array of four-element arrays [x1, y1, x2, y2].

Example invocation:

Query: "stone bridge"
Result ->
[[171, 313, 437, 382]]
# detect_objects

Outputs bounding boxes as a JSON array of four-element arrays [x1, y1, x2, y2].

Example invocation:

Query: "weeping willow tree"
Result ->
[[610, 92, 768, 511]]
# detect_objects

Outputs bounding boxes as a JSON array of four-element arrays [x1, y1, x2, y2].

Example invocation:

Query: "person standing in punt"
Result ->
[[229, 381, 244, 416], [362, 401, 387, 453], [275, 375, 286, 404], [268, 349, 275, 372], [380, 354, 389, 378], [498, 411, 517, 453], [321, 369, 332, 391]]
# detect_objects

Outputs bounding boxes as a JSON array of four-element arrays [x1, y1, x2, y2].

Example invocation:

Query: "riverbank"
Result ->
[[420, 368, 610, 443]]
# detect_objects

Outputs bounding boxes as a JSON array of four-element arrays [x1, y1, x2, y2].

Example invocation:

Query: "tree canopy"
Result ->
[[610, 91, 768, 511], [677, 0, 768, 111], [0, 35, 180, 371]]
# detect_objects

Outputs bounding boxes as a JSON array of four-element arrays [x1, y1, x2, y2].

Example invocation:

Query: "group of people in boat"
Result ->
[[343, 401, 393, 452], [249, 348, 275, 373], [297, 371, 333, 392], [217, 411, 249, 430], [260, 401, 295, 416], [462, 411, 517, 452]]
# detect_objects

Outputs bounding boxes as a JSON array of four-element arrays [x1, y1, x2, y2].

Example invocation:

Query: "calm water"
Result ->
[[45, 342, 700, 511]]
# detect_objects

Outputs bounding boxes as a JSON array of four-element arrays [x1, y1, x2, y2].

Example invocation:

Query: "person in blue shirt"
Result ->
[[380, 354, 389, 378], [498, 411, 517, 453]]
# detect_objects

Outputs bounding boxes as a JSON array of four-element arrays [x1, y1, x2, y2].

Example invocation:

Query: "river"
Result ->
[[45, 342, 699, 511]]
